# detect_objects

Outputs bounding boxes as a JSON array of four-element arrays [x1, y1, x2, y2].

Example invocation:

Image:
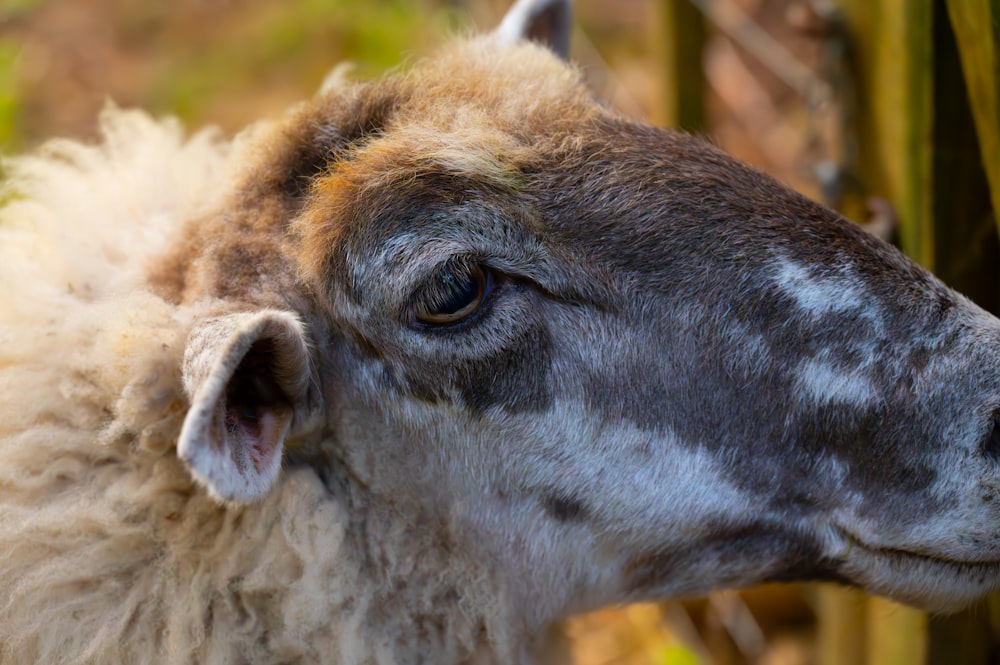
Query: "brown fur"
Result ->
[[150, 41, 595, 307]]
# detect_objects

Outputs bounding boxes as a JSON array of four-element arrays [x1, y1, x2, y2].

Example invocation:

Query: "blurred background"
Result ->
[[1, 0, 998, 663]]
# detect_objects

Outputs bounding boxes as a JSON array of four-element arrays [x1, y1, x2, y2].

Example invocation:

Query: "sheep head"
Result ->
[[170, 0, 1000, 633]]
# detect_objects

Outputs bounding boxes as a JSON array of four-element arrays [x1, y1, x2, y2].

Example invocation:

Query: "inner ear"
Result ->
[[494, 0, 572, 60], [178, 310, 318, 503], [523, 3, 570, 52], [223, 337, 294, 472]]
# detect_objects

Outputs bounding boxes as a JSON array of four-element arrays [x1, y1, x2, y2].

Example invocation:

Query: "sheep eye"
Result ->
[[415, 264, 490, 326], [986, 413, 1000, 463]]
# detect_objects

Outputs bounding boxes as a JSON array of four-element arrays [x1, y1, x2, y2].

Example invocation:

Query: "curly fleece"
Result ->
[[0, 98, 520, 662]]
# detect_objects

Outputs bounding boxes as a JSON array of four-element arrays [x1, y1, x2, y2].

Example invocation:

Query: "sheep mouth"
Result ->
[[833, 525, 1000, 568], [831, 525, 1000, 609]]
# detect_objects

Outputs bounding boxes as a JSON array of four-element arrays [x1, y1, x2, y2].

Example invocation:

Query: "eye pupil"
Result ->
[[987, 415, 1000, 463], [438, 272, 480, 314], [415, 265, 489, 326]]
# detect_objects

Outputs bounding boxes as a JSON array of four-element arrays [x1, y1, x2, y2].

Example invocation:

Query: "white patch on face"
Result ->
[[359, 232, 434, 297], [364, 392, 763, 617], [491, 402, 758, 589], [795, 356, 876, 405], [774, 258, 866, 318], [715, 318, 772, 377], [774, 257, 886, 407]]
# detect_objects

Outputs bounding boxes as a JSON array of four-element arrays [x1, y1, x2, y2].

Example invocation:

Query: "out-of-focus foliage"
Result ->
[[143, 0, 463, 124], [0, 38, 19, 150], [0, 0, 667, 146], [0, 0, 41, 13], [0, 0, 467, 144], [0, 0, 36, 151], [567, 604, 696, 665]]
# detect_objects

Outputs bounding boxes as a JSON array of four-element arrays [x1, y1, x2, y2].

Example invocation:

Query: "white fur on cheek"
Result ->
[[416, 398, 759, 613]]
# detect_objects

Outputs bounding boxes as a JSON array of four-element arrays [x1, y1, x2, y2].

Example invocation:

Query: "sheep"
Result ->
[[2, 0, 1000, 663]]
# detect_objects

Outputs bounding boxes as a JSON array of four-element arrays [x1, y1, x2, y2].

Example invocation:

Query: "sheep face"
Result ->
[[170, 0, 1000, 633]]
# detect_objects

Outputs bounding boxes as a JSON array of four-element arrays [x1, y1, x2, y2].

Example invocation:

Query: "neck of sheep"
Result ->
[[176, 458, 536, 665]]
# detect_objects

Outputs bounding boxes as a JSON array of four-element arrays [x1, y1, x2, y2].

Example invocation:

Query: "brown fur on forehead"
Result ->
[[293, 120, 532, 293], [149, 79, 405, 304], [152, 38, 599, 307], [394, 38, 597, 136], [293, 39, 600, 291]]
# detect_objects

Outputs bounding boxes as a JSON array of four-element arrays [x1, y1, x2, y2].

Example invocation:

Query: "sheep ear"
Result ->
[[494, 0, 572, 60], [178, 310, 317, 503]]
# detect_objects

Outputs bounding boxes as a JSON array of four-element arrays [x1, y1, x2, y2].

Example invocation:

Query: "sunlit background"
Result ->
[[0, 0, 840, 204]]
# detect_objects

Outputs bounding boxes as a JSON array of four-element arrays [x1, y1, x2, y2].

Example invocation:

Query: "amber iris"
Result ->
[[415, 264, 489, 325]]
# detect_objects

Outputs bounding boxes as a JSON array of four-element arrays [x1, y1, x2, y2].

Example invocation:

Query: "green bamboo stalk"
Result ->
[[946, 0, 1000, 235], [660, 0, 707, 132], [866, 598, 927, 665], [837, 0, 935, 269], [816, 586, 867, 665]]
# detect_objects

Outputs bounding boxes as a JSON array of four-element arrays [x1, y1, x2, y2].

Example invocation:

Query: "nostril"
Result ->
[[985, 415, 1000, 463]]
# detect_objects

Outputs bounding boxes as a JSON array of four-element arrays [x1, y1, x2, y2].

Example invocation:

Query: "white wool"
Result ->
[[0, 107, 226, 662], [0, 106, 233, 303], [0, 106, 508, 665]]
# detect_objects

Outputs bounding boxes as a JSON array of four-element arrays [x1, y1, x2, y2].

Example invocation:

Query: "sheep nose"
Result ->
[[985, 414, 1000, 463]]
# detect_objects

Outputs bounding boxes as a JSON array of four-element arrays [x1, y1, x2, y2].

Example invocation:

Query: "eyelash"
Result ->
[[412, 263, 498, 329]]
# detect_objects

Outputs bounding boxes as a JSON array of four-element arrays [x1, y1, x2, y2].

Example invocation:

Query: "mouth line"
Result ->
[[833, 525, 1000, 571]]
